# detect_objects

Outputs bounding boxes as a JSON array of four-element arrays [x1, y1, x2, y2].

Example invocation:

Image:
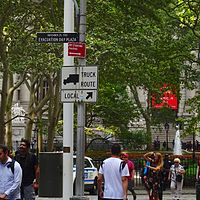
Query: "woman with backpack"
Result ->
[[143, 152, 163, 200]]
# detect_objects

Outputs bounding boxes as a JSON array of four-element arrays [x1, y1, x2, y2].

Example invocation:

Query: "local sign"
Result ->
[[68, 42, 86, 58], [61, 90, 97, 102], [61, 66, 98, 90], [37, 32, 79, 43]]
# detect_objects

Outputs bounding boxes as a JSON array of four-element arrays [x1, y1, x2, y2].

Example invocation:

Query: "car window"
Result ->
[[73, 158, 76, 167], [73, 157, 92, 168], [85, 159, 92, 168]]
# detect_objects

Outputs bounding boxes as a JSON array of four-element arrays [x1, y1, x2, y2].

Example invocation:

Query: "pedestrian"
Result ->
[[168, 158, 185, 200], [14, 138, 39, 200], [143, 151, 163, 200], [162, 154, 172, 190], [97, 143, 129, 200], [196, 160, 200, 181], [121, 153, 137, 200], [0, 144, 22, 200]]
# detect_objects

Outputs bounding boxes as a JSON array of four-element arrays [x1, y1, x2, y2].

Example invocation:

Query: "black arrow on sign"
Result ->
[[86, 92, 93, 99]]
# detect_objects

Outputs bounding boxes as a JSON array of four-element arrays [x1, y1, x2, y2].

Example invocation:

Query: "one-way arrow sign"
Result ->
[[86, 92, 93, 99]]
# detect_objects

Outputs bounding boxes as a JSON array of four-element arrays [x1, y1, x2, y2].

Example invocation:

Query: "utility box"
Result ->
[[39, 152, 63, 197]]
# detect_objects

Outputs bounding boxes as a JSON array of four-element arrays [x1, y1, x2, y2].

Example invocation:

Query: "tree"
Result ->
[[86, 0, 198, 148], [160, 0, 200, 136], [0, 0, 64, 150]]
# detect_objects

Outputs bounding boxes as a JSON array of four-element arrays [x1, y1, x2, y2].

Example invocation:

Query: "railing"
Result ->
[[92, 157, 197, 188]]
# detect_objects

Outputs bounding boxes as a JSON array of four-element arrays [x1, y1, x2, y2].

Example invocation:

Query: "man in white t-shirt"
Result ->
[[97, 144, 129, 200]]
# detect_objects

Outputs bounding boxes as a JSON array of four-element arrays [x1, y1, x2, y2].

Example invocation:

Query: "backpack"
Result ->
[[119, 160, 127, 172], [140, 161, 150, 178], [7, 159, 15, 174], [100, 160, 127, 172]]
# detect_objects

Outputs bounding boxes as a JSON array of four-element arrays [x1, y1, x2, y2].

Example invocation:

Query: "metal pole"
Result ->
[[75, 0, 87, 197], [165, 123, 169, 151], [166, 129, 168, 151], [63, 0, 74, 199], [193, 132, 196, 163]]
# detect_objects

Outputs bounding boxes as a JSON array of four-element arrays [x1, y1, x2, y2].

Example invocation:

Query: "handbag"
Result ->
[[176, 174, 182, 182]]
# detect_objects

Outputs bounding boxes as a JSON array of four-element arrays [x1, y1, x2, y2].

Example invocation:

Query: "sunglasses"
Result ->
[[20, 143, 27, 147]]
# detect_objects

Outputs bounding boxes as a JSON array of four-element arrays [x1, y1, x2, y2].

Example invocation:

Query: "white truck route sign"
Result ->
[[61, 66, 98, 90]]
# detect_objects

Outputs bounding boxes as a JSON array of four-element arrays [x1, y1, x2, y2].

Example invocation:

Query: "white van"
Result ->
[[73, 155, 98, 194]]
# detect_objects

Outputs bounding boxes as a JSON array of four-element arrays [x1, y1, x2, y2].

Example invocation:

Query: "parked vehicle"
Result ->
[[73, 155, 98, 194]]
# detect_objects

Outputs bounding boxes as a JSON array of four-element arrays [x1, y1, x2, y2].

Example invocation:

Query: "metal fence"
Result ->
[[93, 157, 197, 188]]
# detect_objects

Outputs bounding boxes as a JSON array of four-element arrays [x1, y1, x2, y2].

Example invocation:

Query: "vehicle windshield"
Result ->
[[73, 157, 93, 168]]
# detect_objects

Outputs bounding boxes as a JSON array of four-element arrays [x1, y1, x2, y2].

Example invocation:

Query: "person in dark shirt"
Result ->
[[162, 154, 172, 190], [15, 138, 39, 200]]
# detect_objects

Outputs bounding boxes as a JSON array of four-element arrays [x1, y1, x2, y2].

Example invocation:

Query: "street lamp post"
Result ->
[[193, 131, 196, 163], [164, 122, 169, 151]]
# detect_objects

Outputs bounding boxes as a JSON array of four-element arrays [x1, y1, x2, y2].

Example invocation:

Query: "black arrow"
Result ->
[[86, 92, 93, 99]]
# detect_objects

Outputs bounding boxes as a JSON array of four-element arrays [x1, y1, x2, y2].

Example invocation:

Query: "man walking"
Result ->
[[0, 144, 22, 200], [97, 143, 129, 200], [15, 139, 39, 200], [121, 153, 137, 200]]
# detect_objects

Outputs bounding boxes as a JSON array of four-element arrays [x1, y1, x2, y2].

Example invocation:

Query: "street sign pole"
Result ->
[[75, 0, 87, 197], [63, 0, 74, 199]]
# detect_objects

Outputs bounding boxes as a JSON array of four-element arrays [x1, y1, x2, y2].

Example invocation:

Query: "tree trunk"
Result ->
[[145, 118, 152, 150], [5, 73, 14, 149], [0, 32, 9, 144], [25, 76, 36, 140], [5, 110, 12, 149], [47, 72, 61, 152], [129, 85, 152, 149]]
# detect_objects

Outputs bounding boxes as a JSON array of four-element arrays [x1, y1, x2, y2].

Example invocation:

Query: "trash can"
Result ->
[[196, 182, 200, 200], [39, 152, 63, 197]]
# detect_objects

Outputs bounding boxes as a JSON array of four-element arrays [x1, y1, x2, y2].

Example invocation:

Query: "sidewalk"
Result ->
[[37, 188, 196, 200], [135, 187, 196, 195]]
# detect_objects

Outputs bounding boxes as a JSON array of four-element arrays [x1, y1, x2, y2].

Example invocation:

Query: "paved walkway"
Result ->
[[37, 188, 197, 200], [133, 188, 196, 200]]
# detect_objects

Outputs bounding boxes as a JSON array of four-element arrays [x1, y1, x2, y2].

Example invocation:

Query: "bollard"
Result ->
[[70, 197, 89, 200]]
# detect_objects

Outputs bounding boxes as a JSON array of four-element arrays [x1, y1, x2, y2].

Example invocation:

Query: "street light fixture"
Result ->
[[164, 122, 170, 151]]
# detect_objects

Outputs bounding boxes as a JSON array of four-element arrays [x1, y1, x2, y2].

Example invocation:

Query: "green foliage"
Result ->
[[85, 126, 118, 138], [0, 0, 200, 146], [86, 82, 139, 134], [118, 130, 148, 150], [152, 107, 177, 124], [86, 0, 199, 145]]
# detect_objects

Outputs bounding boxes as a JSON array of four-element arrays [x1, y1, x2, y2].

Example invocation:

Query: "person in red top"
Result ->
[[121, 153, 137, 200]]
